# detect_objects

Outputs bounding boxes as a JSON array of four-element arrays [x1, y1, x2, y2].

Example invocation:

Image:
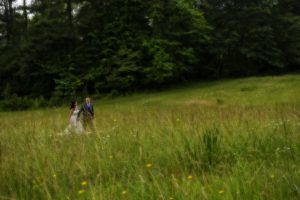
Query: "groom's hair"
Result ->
[[85, 97, 91, 102]]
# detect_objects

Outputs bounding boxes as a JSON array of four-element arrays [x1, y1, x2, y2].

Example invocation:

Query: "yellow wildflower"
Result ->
[[146, 163, 152, 168], [187, 175, 193, 180], [218, 190, 224, 194], [121, 190, 127, 195], [81, 180, 88, 186], [78, 189, 85, 195]]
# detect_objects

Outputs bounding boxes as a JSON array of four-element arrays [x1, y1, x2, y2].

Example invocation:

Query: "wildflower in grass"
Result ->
[[146, 163, 152, 168], [78, 189, 85, 195], [218, 190, 224, 194], [121, 190, 127, 195], [81, 180, 88, 186], [52, 174, 56, 178], [187, 175, 193, 180], [109, 155, 113, 159]]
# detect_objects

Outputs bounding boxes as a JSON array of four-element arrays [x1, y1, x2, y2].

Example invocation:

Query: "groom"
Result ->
[[77, 97, 95, 132]]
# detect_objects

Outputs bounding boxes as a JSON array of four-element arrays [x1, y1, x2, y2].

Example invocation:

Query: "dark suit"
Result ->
[[77, 103, 95, 132]]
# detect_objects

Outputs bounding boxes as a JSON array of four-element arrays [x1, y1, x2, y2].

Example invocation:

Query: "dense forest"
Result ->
[[0, 0, 299, 103]]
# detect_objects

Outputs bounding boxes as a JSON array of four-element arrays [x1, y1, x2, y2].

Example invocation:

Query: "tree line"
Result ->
[[0, 0, 299, 101]]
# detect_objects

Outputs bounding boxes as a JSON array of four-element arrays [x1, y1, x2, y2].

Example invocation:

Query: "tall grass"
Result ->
[[0, 75, 299, 200]]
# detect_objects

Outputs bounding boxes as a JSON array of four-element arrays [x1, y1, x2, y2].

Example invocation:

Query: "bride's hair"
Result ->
[[70, 100, 76, 110]]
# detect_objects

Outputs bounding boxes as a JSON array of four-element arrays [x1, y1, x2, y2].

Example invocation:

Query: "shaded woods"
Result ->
[[0, 0, 299, 100]]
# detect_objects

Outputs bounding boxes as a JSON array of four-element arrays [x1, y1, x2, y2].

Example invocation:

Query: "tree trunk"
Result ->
[[66, 0, 73, 32], [23, 0, 28, 36], [7, 0, 13, 42]]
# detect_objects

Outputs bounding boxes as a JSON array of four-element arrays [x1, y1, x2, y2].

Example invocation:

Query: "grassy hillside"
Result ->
[[0, 75, 299, 200]]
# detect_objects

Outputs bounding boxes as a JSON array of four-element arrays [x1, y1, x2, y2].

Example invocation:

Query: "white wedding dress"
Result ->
[[65, 109, 84, 134]]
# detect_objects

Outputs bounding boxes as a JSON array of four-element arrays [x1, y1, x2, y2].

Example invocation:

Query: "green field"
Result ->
[[1, 75, 300, 200]]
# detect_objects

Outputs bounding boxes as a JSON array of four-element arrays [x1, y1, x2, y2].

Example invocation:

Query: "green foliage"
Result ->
[[0, 95, 50, 111], [143, 39, 178, 84], [0, 0, 299, 103], [54, 71, 84, 98], [200, 0, 289, 76], [0, 95, 32, 111], [274, 0, 300, 70]]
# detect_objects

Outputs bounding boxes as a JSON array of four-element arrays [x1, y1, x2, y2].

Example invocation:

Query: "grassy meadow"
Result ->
[[0, 74, 300, 200]]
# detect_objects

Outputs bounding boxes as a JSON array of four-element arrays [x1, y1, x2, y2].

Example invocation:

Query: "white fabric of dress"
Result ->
[[65, 109, 84, 134]]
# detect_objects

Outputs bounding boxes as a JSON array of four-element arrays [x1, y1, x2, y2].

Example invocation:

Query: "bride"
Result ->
[[65, 100, 84, 134]]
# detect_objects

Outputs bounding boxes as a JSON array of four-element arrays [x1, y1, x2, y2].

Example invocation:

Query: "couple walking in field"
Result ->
[[66, 97, 95, 134]]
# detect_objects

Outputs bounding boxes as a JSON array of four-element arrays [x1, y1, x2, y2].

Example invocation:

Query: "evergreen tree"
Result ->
[[199, 0, 284, 76], [273, 0, 300, 71], [0, 0, 298, 105]]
